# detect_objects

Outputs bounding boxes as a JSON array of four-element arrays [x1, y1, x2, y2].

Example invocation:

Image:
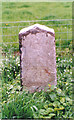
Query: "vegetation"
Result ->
[[2, 2, 72, 50], [1, 2, 72, 119], [1, 49, 72, 119], [2, 2, 72, 22]]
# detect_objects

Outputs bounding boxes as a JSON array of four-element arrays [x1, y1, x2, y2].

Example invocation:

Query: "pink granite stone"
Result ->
[[19, 24, 57, 92]]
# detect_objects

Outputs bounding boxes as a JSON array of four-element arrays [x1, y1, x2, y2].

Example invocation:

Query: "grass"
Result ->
[[2, 2, 72, 52], [1, 51, 72, 119], [2, 2, 72, 21], [1, 2, 73, 119]]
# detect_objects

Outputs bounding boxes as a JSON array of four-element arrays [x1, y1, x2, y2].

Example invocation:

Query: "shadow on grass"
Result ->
[[18, 4, 31, 8]]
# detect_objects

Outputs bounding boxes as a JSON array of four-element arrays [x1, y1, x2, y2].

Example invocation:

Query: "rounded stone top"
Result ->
[[19, 23, 54, 34], [19, 24, 55, 40]]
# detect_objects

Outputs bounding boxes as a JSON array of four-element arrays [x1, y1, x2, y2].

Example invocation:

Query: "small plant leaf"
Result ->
[[33, 105, 38, 111], [53, 101, 60, 107], [44, 104, 48, 109], [48, 113, 55, 118], [50, 85, 55, 90], [49, 93, 56, 101], [60, 97, 65, 103], [39, 109, 46, 115], [56, 88, 62, 94], [46, 108, 54, 113]]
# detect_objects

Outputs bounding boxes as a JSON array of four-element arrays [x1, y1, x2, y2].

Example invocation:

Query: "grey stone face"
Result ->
[[19, 24, 57, 92]]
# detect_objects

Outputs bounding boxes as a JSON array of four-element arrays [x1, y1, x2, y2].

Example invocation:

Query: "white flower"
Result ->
[[11, 90, 15, 93], [70, 72, 72, 74], [6, 59, 8, 62], [64, 70, 66, 72], [9, 85, 13, 90], [10, 55, 12, 58], [58, 58, 60, 61], [18, 64, 20, 66], [16, 57, 19, 62]]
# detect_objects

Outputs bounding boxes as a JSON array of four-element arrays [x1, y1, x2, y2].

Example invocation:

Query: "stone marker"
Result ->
[[19, 24, 57, 92]]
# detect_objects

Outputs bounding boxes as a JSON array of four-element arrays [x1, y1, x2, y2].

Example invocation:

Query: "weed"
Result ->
[[1, 50, 72, 119]]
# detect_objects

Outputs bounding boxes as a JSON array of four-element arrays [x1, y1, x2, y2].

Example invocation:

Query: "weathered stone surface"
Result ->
[[19, 24, 57, 92]]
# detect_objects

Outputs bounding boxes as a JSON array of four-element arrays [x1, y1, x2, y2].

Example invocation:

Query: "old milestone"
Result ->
[[19, 24, 57, 92]]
